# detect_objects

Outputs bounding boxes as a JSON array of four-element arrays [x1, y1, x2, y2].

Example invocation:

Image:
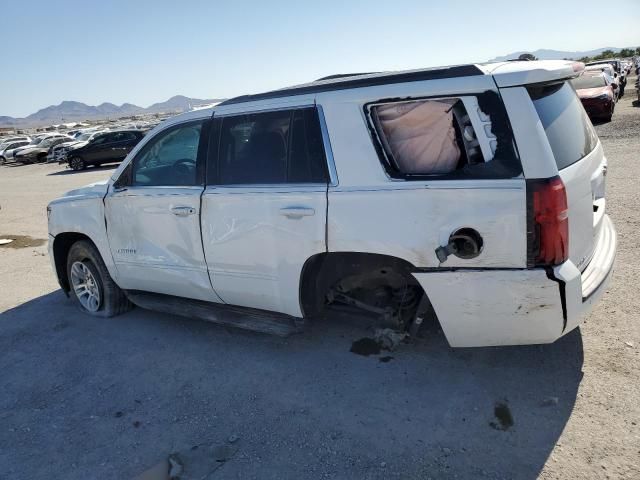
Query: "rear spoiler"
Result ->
[[485, 61, 585, 88]]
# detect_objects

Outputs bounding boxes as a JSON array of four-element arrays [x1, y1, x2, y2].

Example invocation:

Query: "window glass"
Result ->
[[289, 108, 329, 183], [132, 122, 202, 186], [91, 134, 109, 145], [112, 131, 137, 142], [528, 82, 598, 170], [214, 107, 328, 185], [571, 74, 607, 89]]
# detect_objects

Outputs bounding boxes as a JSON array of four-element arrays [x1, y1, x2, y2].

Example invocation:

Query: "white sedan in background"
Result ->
[[0, 139, 31, 163]]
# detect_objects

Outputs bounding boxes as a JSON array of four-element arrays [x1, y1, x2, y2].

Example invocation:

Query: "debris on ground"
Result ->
[[373, 328, 408, 351], [625, 341, 634, 348], [0, 235, 46, 248], [168, 455, 183, 478], [134, 439, 240, 480]]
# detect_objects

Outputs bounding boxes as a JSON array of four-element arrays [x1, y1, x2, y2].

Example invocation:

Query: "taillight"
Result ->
[[527, 176, 569, 267]]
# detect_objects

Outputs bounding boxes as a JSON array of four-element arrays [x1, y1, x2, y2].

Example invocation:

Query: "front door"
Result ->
[[201, 106, 330, 317], [105, 119, 221, 302]]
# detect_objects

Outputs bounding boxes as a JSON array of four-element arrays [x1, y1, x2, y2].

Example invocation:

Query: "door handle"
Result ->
[[171, 206, 196, 216], [279, 207, 315, 219]]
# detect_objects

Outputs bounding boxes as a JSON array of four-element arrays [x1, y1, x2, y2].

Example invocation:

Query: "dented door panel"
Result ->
[[413, 270, 564, 347], [105, 186, 222, 302]]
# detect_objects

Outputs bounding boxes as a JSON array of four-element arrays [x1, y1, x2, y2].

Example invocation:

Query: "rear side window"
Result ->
[[367, 93, 521, 180], [211, 107, 329, 185], [528, 82, 598, 170]]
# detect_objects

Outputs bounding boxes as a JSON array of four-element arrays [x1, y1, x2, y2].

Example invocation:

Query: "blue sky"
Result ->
[[2, 0, 639, 117]]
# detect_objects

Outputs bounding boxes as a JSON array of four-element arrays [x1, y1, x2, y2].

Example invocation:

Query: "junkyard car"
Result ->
[[15, 135, 73, 164], [571, 73, 616, 121], [0, 139, 31, 163], [47, 60, 617, 347], [66, 129, 144, 170]]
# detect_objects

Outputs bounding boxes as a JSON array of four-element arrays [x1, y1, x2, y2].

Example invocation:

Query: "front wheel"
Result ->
[[70, 156, 85, 171], [66, 240, 132, 317], [0, 156, 5, 164]]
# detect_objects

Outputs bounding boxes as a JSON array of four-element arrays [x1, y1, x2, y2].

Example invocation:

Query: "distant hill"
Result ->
[[0, 95, 224, 127], [489, 47, 628, 62]]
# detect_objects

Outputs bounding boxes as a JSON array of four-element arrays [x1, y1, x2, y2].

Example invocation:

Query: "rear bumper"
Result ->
[[555, 214, 617, 336], [411, 215, 616, 347]]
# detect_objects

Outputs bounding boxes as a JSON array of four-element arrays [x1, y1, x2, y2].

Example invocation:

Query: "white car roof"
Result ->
[[216, 60, 583, 109]]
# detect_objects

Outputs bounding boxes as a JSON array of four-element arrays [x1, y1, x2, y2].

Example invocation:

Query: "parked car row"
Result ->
[[572, 58, 636, 123], [1, 125, 149, 170]]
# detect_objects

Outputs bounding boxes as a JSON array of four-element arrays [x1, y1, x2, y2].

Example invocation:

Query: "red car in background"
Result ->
[[571, 73, 617, 122]]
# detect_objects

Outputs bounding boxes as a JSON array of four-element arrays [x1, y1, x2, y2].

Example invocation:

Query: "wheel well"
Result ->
[[299, 252, 422, 319], [52, 233, 94, 293]]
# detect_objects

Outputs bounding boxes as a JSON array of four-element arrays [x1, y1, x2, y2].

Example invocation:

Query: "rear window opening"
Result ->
[[527, 82, 598, 170], [366, 92, 521, 180], [370, 98, 485, 175]]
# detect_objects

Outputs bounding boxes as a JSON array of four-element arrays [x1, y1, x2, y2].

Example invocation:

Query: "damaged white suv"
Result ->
[[48, 60, 616, 347]]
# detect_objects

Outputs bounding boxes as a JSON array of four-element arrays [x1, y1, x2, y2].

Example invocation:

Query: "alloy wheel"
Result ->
[[70, 261, 101, 312]]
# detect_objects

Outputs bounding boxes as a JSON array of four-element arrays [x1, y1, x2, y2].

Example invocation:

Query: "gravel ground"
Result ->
[[1, 82, 639, 479]]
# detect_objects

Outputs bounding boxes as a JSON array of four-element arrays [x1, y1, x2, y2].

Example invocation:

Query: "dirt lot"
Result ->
[[1, 84, 639, 479]]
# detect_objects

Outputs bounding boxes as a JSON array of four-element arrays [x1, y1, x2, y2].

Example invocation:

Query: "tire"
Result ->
[[70, 156, 85, 171], [0, 156, 5, 164], [66, 240, 132, 317]]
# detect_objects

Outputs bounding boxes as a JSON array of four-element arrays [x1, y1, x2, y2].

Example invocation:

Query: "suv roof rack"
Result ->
[[314, 72, 378, 81], [218, 64, 483, 107]]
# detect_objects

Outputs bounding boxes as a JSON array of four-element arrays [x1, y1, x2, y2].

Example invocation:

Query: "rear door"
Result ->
[[526, 81, 604, 271], [201, 106, 329, 317]]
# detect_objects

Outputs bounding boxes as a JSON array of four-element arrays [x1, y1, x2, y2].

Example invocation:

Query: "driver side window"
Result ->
[[132, 121, 203, 187]]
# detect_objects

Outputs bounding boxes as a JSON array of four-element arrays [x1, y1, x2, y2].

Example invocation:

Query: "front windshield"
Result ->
[[572, 75, 607, 89], [75, 133, 93, 141]]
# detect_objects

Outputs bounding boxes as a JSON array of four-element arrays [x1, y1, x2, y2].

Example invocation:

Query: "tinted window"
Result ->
[[112, 131, 137, 142], [528, 82, 598, 170], [91, 134, 109, 145], [132, 122, 202, 186], [212, 107, 328, 185]]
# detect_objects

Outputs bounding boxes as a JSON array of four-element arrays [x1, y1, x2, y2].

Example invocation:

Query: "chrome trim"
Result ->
[[316, 104, 338, 186]]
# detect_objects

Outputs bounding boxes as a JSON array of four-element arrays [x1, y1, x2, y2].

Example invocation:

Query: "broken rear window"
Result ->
[[367, 93, 522, 180]]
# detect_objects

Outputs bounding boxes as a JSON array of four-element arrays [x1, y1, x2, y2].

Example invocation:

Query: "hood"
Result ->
[[49, 180, 110, 206], [576, 86, 610, 98]]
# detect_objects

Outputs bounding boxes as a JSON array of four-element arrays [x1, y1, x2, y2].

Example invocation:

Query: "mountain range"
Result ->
[[0, 95, 224, 127], [488, 47, 629, 62]]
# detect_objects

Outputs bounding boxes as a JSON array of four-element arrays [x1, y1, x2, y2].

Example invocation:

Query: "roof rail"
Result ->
[[218, 64, 483, 107], [314, 72, 378, 81]]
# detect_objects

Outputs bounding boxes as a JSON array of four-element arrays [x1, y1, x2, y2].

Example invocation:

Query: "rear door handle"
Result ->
[[279, 207, 315, 219], [171, 206, 196, 216]]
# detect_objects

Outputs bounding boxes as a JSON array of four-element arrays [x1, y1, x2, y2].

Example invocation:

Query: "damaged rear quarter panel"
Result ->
[[413, 269, 564, 347]]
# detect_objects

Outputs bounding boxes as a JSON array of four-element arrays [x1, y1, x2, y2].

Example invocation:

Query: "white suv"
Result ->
[[47, 60, 616, 347]]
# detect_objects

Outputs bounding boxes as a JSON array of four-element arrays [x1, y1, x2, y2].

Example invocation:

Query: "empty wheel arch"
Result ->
[[299, 252, 435, 330]]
